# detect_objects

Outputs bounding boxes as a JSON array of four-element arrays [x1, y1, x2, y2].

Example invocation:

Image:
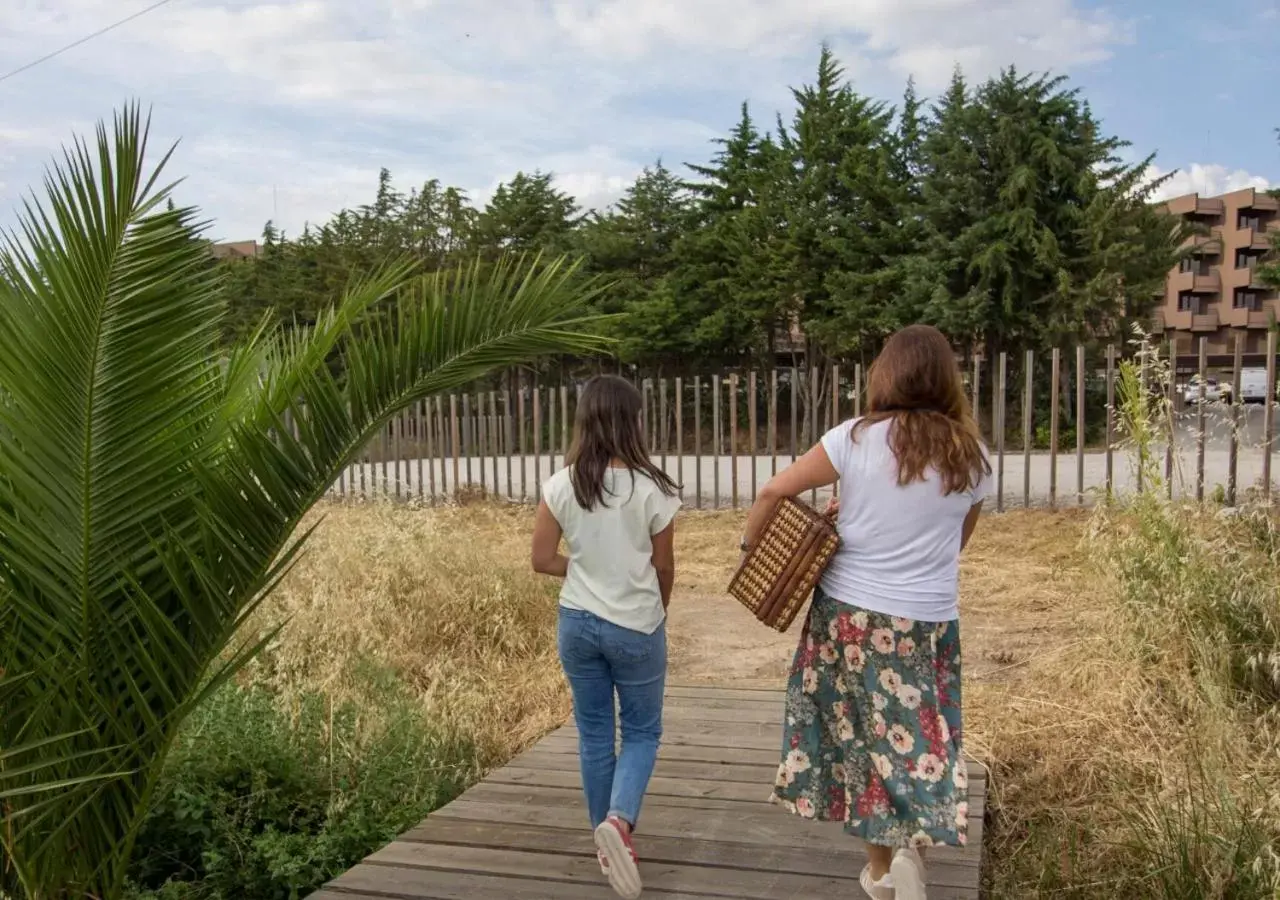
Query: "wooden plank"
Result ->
[[830, 364, 839, 500], [378, 418, 390, 498], [808, 366, 819, 504], [548, 381, 557, 474], [489, 390, 500, 491], [659, 378, 668, 473], [561, 385, 569, 471], [392, 410, 403, 499], [517, 373, 527, 501], [971, 355, 981, 436], [510, 749, 780, 784], [533, 380, 542, 502], [329, 863, 715, 900], [1049, 347, 1059, 509], [749, 371, 758, 502], [1229, 333, 1243, 506], [433, 796, 983, 861], [503, 388, 513, 502], [712, 375, 721, 508], [675, 376, 684, 498], [533, 732, 782, 768], [1076, 345, 1085, 505], [1196, 337, 1207, 502], [790, 365, 799, 463], [729, 372, 739, 510], [1106, 344, 1116, 499], [487, 767, 775, 803], [365, 841, 980, 897], [474, 392, 486, 495], [399, 819, 982, 884], [1023, 350, 1034, 508], [462, 393, 473, 490], [854, 363, 863, 418], [449, 394, 461, 498], [694, 376, 702, 510], [996, 352, 1006, 512], [769, 369, 778, 477], [1266, 329, 1277, 504]]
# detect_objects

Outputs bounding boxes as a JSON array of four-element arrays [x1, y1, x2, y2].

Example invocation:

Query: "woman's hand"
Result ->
[[824, 497, 840, 518]]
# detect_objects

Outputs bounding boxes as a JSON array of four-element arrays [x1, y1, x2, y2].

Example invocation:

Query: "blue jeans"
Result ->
[[557, 607, 666, 830]]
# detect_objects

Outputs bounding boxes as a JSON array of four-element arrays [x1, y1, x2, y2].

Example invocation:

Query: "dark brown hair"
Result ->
[[566, 375, 679, 510], [852, 324, 991, 495]]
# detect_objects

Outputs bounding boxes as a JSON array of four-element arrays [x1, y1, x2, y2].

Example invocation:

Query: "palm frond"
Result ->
[[0, 106, 618, 900]]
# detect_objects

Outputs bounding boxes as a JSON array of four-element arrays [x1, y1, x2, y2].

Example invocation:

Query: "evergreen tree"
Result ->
[[474, 171, 581, 256], [576, 162, 693, 359]]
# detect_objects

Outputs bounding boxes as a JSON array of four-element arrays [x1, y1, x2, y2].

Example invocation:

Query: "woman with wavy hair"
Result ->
[[741, 325, 991, 900]]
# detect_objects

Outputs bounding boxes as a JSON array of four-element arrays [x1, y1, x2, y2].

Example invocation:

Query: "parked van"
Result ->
[[1240, 368, 1271, 404]]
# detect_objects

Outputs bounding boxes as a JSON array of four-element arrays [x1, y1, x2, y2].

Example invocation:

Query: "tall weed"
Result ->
[[1089, 332, 1280, 897]]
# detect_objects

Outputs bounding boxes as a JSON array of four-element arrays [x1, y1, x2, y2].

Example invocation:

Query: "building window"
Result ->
[[1178, 291, 1197, 312], [1236, 250, 1258, 269], [1234, 290, 1260, 310], [1239, 212, 1260, 231], [1181, 255, 1210, 274]]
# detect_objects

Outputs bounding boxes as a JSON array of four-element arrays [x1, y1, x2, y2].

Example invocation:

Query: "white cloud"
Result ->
[[1149, 163, 1273, 201], [0, 0, 1136, 239]]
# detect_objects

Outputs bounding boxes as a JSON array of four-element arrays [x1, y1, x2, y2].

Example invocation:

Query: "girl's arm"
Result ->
[[651, 521, 675, 610], [960, 501, 984, 553], [531, 500, 569, 577], [742, 443, 840, 551]]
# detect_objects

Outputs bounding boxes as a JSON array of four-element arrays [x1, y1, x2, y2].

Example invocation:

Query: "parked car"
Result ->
[[1182, 377, 1230, 405]]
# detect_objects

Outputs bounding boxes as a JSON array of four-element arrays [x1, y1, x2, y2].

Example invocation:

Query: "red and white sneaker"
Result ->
[[594, 816, 642, 899]]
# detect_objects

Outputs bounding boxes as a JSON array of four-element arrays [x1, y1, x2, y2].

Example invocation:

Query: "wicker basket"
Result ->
[[727, 497, 840, 632]]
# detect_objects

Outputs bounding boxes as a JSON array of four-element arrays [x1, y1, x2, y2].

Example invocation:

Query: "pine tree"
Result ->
[[474, 171, 581, 256]]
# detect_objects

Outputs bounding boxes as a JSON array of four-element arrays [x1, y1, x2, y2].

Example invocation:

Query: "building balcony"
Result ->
[[1167, 194, 1225, 217], [1239, 227, 1275, 252], [1247, 309, 1274, 328], [1171, 269, 1221, 294], [1191, 310, 1220, 332], [1183, 226, 1224, 250]]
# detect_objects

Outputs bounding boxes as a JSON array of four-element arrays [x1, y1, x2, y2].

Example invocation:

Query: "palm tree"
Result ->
[[0, 106, 612, 898]]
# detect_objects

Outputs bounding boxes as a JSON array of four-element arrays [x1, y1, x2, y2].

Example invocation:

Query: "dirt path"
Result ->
[[664, 509, 1090, 695]]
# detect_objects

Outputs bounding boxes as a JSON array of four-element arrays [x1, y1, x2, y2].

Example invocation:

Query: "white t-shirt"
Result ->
[[542, 466, 681, 635], [819, 418, 990, 622]]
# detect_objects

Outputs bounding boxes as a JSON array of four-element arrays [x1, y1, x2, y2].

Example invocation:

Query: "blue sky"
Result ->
[[1, 0, 1277, 242]]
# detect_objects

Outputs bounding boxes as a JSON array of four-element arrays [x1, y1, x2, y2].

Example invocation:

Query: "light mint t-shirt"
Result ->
[[542, 466, 681, 635]]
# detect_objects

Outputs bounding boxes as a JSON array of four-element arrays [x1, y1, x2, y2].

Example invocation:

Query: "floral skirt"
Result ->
[[771, 586, 968, 848]]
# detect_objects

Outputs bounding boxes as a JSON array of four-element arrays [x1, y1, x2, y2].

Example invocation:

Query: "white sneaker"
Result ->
[[890, 847, 927, 900], [859, 864, 895, 900], [594, 816, 642, 900]]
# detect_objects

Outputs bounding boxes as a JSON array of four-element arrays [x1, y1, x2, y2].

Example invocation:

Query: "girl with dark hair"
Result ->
[[531, 374, 681, 900], [741, 325, 992, 900]]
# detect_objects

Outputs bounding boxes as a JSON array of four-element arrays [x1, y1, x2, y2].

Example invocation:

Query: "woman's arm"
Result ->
[[531, 500, 569, 577], [742, 443, 840, 551], [960, 501, 984, 552], [651, 521, 675, 610]]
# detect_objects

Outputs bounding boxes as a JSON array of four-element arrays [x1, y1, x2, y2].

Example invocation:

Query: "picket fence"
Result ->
[[324, 332, 1280, 510]]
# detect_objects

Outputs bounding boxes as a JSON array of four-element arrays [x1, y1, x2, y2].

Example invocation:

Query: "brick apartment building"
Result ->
[[1154, 187, 1277, 358]]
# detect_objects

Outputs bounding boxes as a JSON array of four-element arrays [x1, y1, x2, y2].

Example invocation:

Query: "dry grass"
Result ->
[[238, 501, 570, 767], [234, 499, 1278, 897]]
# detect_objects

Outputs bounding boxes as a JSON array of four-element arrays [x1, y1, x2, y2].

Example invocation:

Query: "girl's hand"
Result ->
[[824, 497, 840, 518]]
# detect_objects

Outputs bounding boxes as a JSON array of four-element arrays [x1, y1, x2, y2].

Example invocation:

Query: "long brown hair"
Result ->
[[852, 324, 990, 495], [566, 375, 679, 510]]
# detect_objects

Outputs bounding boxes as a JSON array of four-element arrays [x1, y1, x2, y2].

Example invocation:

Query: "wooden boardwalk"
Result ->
[[311, 684, 984, 899]]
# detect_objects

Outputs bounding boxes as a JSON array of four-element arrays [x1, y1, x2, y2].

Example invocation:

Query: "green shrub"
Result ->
[[125, 678, 479, 900]]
